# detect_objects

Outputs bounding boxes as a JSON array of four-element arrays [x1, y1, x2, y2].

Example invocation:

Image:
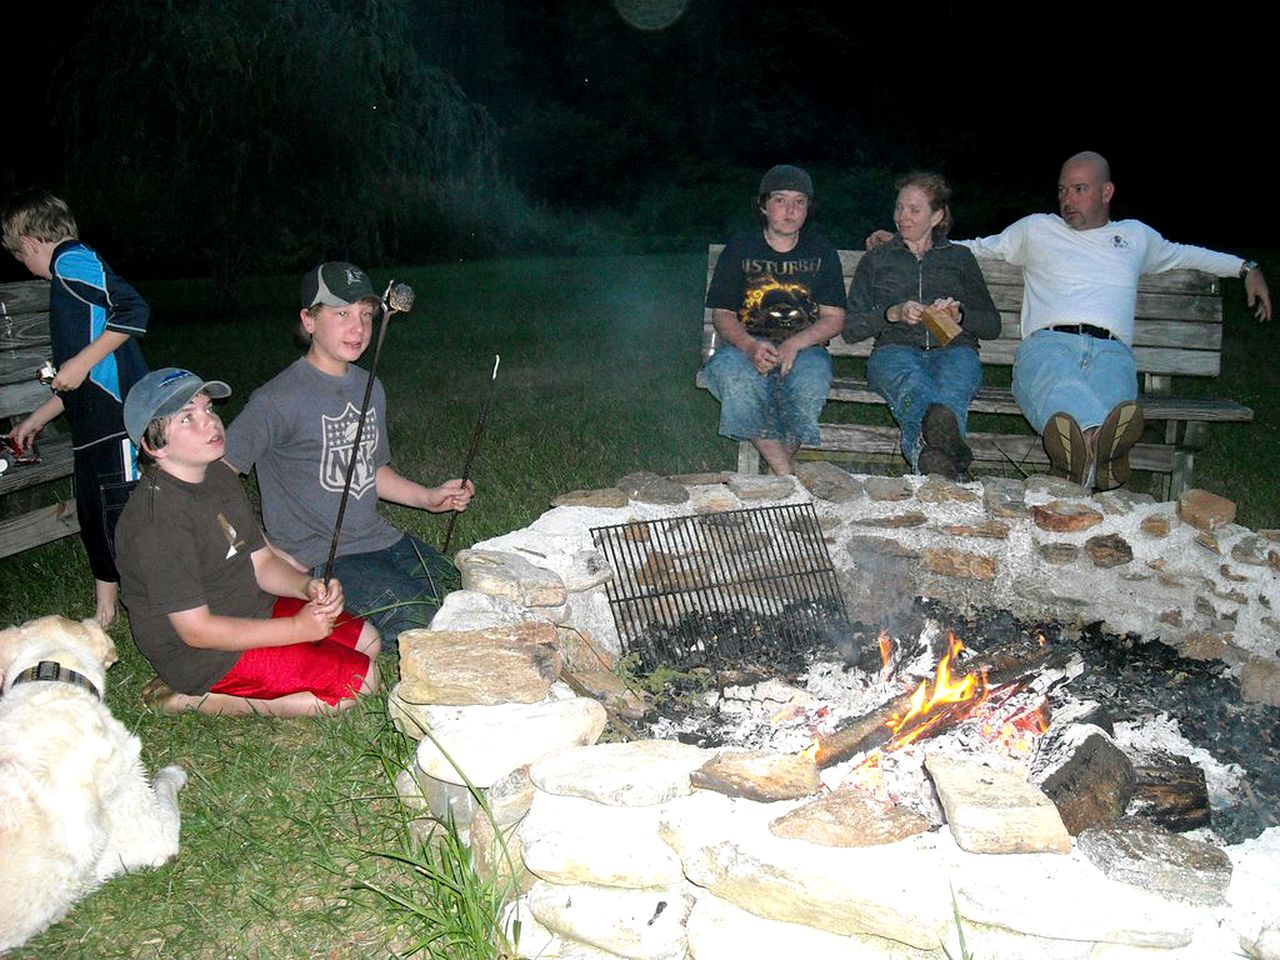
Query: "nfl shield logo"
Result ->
[[320, 403, 378, 498]]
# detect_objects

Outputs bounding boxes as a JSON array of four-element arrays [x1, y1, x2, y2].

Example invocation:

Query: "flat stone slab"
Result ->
[[769, 787, 931, 848], [922, 547, 996, 581], [915, 478, 978, 503], [531, 739, 709, 806], [1077, 818, 1232, 905], [795, 461, 864, 502], [725, 474, 795, 501], [1032, 500, 1104, 533], [521, 790, 683, 888], [863, 476, 913, 501], [397, 622, 562, 705], [456, 548, 568, 607], [925, 752, 1071, 854], [405, 696, 606, 787], [617, 471, 689, 505], [689, 750, 821, 802], [428, 589, 534, 631], [526, 880, 692, 960]]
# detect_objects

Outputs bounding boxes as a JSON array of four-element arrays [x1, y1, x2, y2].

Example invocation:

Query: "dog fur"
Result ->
[[0, 616, 187, 953]]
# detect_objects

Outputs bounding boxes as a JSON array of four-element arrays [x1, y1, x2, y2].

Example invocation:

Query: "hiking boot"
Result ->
[[921, 404, 973, 474], [917, 445, 959, 478], [1042, 411, 1088, 485], [1094, 401, 1145, 490]]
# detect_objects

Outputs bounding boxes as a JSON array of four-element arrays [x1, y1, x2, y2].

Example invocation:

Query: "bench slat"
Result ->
[[0, 380, 51, 419], [0, 311, 53, 351], [0, 345, 48, 386], [0, 499, 79, 560], [0, 280, 51, 315]]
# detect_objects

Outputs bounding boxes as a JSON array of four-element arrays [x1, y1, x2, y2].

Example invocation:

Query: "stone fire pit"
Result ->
[[389, 467, 1280, 959]]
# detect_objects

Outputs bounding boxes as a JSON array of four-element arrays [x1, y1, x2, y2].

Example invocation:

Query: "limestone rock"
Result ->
[[1159, 609, 1184, 627], [862, 476, 913, 501], [487, 765, 538, 826], [1177, 488, 1236, 531], [925, 752, 1071, 854], [521, 791, 683, 888], [915, 478, 978, 503], [1220, 563, 1251, 582], [429, 589, 538, 631], [397, 622, 562, 705], [566, 669, 650, 720], [856, 511, 927, 529], [526, 880, 692, 960], [530, 739, 709, 806], [1141, 514, 1172, 538], [553, 487, 630, 508], [456, 548, 568, 607], [1038, 542, 1079, 565], [668, 471, 731, 486], [1231, 534, 1274, 566], [795, 461, 864, 502], [1241, 657, 1280, 707], [406, 697, 607, 787], [1024, 475, 1088, 499], [659, 790, 952, 949], [1032, 500, 1104, 533], [559, 625, 617, 672], [689, 486, 741, 513], [1094, 488, 1155, 514], [769, 787, 931, 847], [685, 892, 939, 960], [407, 764, 481, 832], [1085, 533, 1133, 568], [938, 520, 1010, 539], [1077, 818, 1232, 905], [1178, 630, 1230, 662], [689, 750, 821, 802], [922, 547, 997, 581], [725, 474, 796, 501], [470, 803, 533, 894], [1194, 531, 1222, 555], [982, 477, 1029, 519]]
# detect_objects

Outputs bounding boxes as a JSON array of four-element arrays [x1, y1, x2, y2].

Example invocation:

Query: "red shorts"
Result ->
[[208, 598, 371, 706]]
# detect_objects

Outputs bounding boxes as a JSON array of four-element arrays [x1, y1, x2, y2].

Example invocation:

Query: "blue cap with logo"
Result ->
[[124, 368, 231, 446]]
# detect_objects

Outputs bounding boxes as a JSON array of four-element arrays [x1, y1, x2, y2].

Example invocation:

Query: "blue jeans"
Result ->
[[703, 344, 832, 447], [867, 345, 983, 469], [315, 533, 458, 650], [1012, 330, 1137, 433]]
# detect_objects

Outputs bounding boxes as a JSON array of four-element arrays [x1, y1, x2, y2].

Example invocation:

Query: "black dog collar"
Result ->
[[10, 660, 103, 700]]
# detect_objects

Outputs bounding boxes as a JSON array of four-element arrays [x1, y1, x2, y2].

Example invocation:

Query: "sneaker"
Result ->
[[921, 404, 973, 472], [1093, 401, 1145, 491], [1042, 411, 1088, 485]]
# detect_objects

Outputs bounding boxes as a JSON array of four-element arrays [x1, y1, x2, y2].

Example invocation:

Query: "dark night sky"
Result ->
[[4, 0, 1273, 280]]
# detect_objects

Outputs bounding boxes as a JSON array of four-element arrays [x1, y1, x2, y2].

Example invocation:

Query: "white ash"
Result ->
[[1112, 713, 1246, 808]]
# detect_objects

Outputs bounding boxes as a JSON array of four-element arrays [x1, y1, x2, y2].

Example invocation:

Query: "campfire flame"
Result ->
[[885, 632, 988, 750], [878, 630, 894, 679]]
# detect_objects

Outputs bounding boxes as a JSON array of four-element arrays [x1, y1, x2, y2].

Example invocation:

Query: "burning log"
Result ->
[[813, 633, 1065, 769]]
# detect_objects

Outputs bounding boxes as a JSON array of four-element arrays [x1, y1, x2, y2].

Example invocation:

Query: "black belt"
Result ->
[[1050, 324, 1117, 341]]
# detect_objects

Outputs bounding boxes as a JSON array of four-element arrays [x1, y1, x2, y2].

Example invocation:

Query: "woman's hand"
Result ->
[[929, 298, 962, 324]]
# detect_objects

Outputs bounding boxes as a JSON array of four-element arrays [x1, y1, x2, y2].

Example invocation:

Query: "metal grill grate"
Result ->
[[591, 503, 850, 670]]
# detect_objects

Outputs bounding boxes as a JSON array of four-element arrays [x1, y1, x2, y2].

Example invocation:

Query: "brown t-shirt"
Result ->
[[115, 464, 271, 694]]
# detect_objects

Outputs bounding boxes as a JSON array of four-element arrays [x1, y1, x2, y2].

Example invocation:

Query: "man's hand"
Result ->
[[749, 339, 779, 374], [866, 229, 894, 251], [292, 601, 337, 643], [51, 354, 92, 393], [888, 300, 926, 325], [424, 478, 476, 513], [776, 338, 804, 376], [928, 297, 962, 324], [7, 395, 63, 451], [1245, 267, 1272, 322]]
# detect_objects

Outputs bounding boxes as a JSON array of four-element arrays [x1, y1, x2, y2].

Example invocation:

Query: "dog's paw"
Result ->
[[155, 765, 189, 791]]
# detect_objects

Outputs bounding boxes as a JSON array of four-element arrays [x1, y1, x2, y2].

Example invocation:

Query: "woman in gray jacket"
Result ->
[[846, 172, 1000, 479]]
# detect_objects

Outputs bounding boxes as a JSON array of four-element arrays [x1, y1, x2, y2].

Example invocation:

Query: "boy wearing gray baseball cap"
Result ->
[[114, 368, 380, 716]]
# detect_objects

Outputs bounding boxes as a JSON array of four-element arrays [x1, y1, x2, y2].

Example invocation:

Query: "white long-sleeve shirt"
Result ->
[[960, 214, 1244, 344]]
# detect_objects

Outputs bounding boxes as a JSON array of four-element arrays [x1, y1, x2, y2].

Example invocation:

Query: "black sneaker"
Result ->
[[921, 404, 973, 473]]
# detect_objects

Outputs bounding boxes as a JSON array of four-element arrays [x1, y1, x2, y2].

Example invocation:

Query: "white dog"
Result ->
[[0, 615, 187, 953]]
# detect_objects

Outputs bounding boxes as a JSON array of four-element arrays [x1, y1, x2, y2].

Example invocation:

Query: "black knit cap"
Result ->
[[758, 164, 813, 198]]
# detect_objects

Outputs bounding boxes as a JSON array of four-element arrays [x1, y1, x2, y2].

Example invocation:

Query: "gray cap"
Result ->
[[300, 262, 376, 309], [124, 368, 231, 445], [759, 164, 813, 197]]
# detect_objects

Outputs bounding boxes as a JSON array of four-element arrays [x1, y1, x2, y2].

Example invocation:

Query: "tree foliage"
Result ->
[[56, 0, 498, 281]]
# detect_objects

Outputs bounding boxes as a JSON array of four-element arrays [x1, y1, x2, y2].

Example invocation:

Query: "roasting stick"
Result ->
[[321, 281, 416, 586], [441, 354, 500, 556]]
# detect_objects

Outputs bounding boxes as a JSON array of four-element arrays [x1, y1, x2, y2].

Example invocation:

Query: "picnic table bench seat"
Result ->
[[697, 245, 1251, 499]]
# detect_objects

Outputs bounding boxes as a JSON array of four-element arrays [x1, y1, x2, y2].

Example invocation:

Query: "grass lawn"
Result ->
[[1, 252, 1276, 958]]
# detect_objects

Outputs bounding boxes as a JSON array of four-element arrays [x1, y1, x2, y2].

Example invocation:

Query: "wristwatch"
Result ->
[[1240, 259, 1259, 278]]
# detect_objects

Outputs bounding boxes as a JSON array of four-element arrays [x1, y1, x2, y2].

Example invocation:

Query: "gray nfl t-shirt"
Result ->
[[224, 357, 401, 568]]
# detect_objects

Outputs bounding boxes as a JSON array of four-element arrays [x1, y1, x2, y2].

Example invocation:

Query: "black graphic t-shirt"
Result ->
[[705, 230, 845, 343]]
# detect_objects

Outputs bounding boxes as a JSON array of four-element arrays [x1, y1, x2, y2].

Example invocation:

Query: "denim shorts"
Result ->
[[703, 344, 832, 447], [867, 344, 983, 467], [315, 533, 459, 650], [1012, 330, 1137, 433]]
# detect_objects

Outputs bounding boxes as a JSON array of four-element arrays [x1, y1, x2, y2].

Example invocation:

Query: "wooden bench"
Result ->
[[697, 245, 1252, 499], [0, 278, 79, 559]]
